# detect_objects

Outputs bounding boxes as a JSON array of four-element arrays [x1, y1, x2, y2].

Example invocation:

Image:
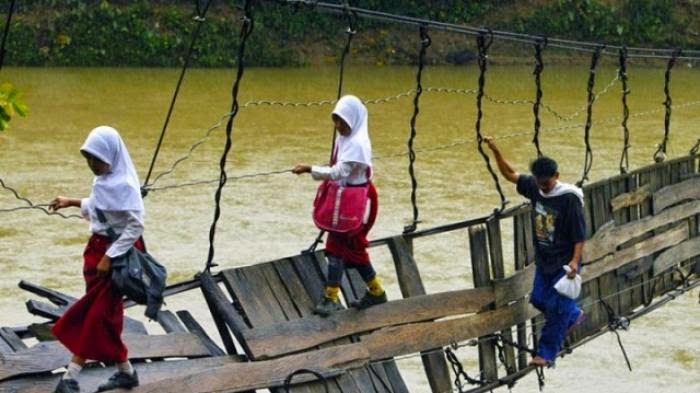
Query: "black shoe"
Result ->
[[350, 291, 387, 309], [313, 297, 344, 317], [96, 370, 139, 392], [54, 378, 80, 393]]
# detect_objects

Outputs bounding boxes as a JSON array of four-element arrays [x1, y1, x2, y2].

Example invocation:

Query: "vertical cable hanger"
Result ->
[[204, 0, 255, 272], [532, 37, 547, 158], [404, 25, 431, 234], [618, 46, 631, 174], [654, 48, 681, 163], [474, 30, 508, 213], [305, 1, 357, 253], [142, 0, 215, 196], [576, 45, 604, 188], [0, 0, 16, 73]]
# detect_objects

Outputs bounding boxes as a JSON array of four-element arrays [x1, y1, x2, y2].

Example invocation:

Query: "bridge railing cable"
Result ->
[[654, 48, 681, 163], [618, 46, 631, 174], [576, 46, 603, 188]]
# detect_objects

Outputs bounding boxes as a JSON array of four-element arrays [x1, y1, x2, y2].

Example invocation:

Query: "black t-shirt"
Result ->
[[517, 175, 586, 274]]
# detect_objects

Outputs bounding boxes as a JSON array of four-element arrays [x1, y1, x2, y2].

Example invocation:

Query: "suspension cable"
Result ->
[[404, 25, 430, 234], [0, 178, 82, 219], [474, 31, 508, 212], [0, 0, 16, 73], [142, 0, 214, 195], [690, 139, 700, 156], [576, 46, 603, 188], [654, 48, 681, 163], [618, 46, 631, 174], [204, 0, 254, 273], [267, 0, 700, 61], [305, 2, 357, 254], [532, 37, 546, 158]]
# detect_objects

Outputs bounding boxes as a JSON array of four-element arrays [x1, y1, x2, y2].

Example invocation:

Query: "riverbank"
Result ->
[[4, 0, 699, 67]]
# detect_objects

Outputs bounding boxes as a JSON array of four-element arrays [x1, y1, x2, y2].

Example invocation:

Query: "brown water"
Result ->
[[1, 65, 698, 392]]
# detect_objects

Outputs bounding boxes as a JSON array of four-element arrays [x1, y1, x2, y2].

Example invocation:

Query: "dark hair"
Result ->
[[530, 156, 558, 178]]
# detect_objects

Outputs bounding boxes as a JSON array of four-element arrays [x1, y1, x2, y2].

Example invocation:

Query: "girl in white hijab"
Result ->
[[49, 126, 143, 393], [293, 95, 386, 317]]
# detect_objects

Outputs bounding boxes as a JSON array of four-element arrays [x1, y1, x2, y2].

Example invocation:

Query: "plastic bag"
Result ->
[[554, 265, 581, 299]]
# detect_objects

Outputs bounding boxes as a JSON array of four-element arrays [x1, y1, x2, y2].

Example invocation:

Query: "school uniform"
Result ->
[[517, 175, 586, 362], [52, 126, 144, 364]]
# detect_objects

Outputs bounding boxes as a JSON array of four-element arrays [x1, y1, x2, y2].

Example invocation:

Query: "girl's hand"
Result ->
[[484, 136, 498, 152], [49, 196, 71, 211], [292, 164, 311, 175], [97, 255, 112, 276]]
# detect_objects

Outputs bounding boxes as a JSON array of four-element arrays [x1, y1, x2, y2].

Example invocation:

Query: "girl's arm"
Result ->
[[49, 196, 81, 211], [292, 162, 356, 181], [104, 210, 145, 258]]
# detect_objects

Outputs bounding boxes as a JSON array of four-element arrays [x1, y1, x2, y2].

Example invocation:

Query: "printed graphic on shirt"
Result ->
[[534, 201, 557, 246]]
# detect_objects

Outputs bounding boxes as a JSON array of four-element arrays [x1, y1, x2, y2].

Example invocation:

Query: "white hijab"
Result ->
[[332, 95, 372, 166], [81, 126, 144, 212], [539, 181, 585, 207]]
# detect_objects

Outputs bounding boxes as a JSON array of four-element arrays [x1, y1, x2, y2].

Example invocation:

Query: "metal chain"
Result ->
[[532, 38, 546, 157], [576, 45, 603, 188], [444, 346, 484, 391], [654, 48, 682, 163], [204, 0, 254, 273], [474, 31, 508, 212], [142, 0, 214, 194], [618, 46, 631, 174], [404, 25, 430, 234], [600, 300, 633, 371], [0, 178, 82, 219], [0, 0, 16, 72], [690, 139, 700, 156]]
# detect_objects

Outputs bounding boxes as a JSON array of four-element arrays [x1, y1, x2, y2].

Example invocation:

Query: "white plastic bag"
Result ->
[[554, 265, 582, 299]]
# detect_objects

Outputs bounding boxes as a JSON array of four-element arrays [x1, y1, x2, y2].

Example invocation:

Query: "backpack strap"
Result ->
[[94, 208, 119, 242]]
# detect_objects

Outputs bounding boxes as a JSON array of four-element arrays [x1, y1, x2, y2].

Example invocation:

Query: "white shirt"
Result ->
[[81, 197, 144, 258], [311, 161, 370, 186]]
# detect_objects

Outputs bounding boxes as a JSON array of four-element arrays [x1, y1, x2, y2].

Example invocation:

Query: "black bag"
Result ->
[[95, 209, 167, 319]]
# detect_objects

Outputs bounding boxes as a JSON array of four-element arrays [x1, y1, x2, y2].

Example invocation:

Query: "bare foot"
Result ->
[[529, 356, 548, 367]]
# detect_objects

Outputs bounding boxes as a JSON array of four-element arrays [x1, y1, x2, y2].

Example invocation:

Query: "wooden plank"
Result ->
[[200, 280, 239, 356], [274, 258, 316, 317], [653, 236, 700, 276], [486, 217, 516, 375], [0, 356, 243, 393], [387, 235, 452, 393], [18, 281, 77, 306], [653, 176, 700, 213], [493, 264, 535, 307], [583, 200, 700, 262], [610, 184, 650, 212], [584, 224, 689, 281], [243, 287, 494, 359], [199, 272, 252, 357], [222, 268, 284, 329], [469, 225, 498, 383], [131, 344, 369, 393], [176, 310, 226, 357], [513, 212, 529, 370], [24, 299, 148, 335], [0, 327, 27, 351], [0, 333, 213, 381], [291, 254, 326, 306], [156, 310, 187, 333]]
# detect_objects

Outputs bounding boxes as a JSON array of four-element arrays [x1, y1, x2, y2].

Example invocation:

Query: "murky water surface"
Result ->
[[1, 64, 698, 392]]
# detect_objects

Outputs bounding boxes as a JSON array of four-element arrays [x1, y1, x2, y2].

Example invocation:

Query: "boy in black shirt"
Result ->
[[485, 137, 586, 367]]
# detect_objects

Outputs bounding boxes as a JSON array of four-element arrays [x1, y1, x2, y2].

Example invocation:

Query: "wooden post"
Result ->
[[388, 235, 452, 393], [486, 216, 516, 374], [468, 225, 499, 383]]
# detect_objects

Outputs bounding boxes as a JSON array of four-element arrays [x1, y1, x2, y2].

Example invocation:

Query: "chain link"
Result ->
[[618, 46, 631, 174], [654, 48, 682, 163], [576, 46, 603, 187]]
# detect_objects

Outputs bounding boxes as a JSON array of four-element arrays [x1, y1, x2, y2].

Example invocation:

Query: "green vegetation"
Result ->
[[0, 82, 28, 131], [3, 0, 699, 67]]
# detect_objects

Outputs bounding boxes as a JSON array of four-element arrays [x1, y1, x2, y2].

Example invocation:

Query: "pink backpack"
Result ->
[[313, 179, 369, 234]]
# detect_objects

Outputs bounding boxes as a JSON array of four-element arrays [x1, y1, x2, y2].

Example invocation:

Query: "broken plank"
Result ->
[[584, 224, 688, 281], [653, 177, 700, 213], [176, 310, 226, 357], [610, 184, 650, 212], [653, 236, 700, 276], [0, 332, 213, 381], [18, 281, 77, 306], [243, 287, 494, 359], [24, 299, 147, 335], [157, 310, 187, 333], [0, 327, 27, 351], [583, 200, 700, 262]]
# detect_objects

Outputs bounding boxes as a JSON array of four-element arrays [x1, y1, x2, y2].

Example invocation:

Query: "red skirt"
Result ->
[[326, 182, 378, 265], [52, 234, 144, 363]]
